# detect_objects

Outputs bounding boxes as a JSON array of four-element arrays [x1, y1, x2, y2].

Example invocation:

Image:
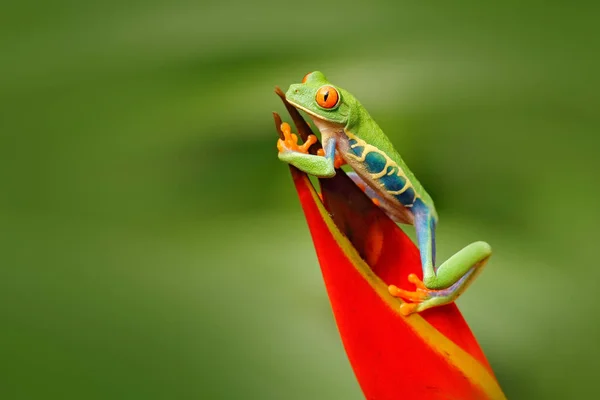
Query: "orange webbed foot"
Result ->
[[388, 274, 435, 316], [277, 122, 316, 155]]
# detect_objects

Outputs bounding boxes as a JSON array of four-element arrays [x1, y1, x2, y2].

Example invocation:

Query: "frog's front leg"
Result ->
[[388, 201, 492, 315], [277, 122, 340, 178]]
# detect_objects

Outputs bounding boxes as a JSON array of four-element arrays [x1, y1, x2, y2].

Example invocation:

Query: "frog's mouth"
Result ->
[[285, 101, 345, 139]]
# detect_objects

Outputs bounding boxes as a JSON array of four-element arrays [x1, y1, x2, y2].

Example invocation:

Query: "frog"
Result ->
[[277, 71, 492, 315]]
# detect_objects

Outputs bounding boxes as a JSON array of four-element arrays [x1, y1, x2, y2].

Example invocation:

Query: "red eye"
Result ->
[[301, 72, 311, 83], [316, 85, 339, 109]]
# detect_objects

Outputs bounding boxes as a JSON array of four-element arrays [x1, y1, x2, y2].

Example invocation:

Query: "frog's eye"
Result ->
[[301, 73, 311, 83], [315, 86, 339, 109]]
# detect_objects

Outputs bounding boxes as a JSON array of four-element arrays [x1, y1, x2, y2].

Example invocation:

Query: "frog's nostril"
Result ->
[[295, 89, 299, 93]]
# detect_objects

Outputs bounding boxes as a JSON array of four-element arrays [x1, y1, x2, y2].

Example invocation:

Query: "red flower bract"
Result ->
[[274, 88, 506, 400]]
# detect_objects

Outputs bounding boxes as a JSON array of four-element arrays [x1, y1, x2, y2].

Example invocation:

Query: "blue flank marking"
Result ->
[[379, 166, 406, 192], [364, 151, 387, 174], [393, 186, 416, 206], [348, 139, 362, 156], [350, 145, 365, 158]]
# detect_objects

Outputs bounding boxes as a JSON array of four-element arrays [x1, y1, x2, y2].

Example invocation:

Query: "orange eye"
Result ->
[[315, 86, 339, 109], [302, 72, 311, 83]]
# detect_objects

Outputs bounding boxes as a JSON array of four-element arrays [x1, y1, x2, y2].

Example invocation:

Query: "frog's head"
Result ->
[[285, 71, 353, 128]]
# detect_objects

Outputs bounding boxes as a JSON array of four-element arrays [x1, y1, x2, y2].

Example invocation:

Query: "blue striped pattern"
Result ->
[[347, 137, 418, 208], [364, 152, 387, 174]]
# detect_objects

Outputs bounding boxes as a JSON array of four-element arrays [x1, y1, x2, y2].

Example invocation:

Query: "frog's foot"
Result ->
[[277, 122, 317, 155], [388, 272, 472, 316]]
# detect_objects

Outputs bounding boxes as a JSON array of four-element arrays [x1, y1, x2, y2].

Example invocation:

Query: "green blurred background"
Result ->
[[1, 1, 599, 398]]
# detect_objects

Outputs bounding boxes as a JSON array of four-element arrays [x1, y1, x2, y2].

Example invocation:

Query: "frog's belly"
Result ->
[[337, 135, 417, 224]]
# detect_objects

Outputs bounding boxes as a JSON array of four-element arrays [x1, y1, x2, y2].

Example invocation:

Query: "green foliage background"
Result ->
[[1, 1, 599, 398]]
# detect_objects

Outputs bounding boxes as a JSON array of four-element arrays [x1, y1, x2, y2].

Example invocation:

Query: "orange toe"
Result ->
[[334, 153, 346, 168], [388, 285, 428, 302], [407, 273, 427, 290], [399, 303, 419, 316], [277, 123, 315, 155], [388, 284, 401, 297], [298, 134, 317, 153]]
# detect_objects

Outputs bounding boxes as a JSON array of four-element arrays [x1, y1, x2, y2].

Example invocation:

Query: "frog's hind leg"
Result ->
[[346, 172, 412, 224], [346, 172, 383, 205], [388, 200, 492, 315]]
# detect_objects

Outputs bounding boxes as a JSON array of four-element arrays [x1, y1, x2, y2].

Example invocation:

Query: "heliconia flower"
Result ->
[[273, 88, 506, 400]]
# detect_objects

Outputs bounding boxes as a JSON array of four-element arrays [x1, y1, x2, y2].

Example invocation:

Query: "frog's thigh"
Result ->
[[346, 172, 412, 224]]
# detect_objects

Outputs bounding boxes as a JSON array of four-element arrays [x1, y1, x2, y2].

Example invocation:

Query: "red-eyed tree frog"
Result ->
[[277, 71, 492, 315]]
